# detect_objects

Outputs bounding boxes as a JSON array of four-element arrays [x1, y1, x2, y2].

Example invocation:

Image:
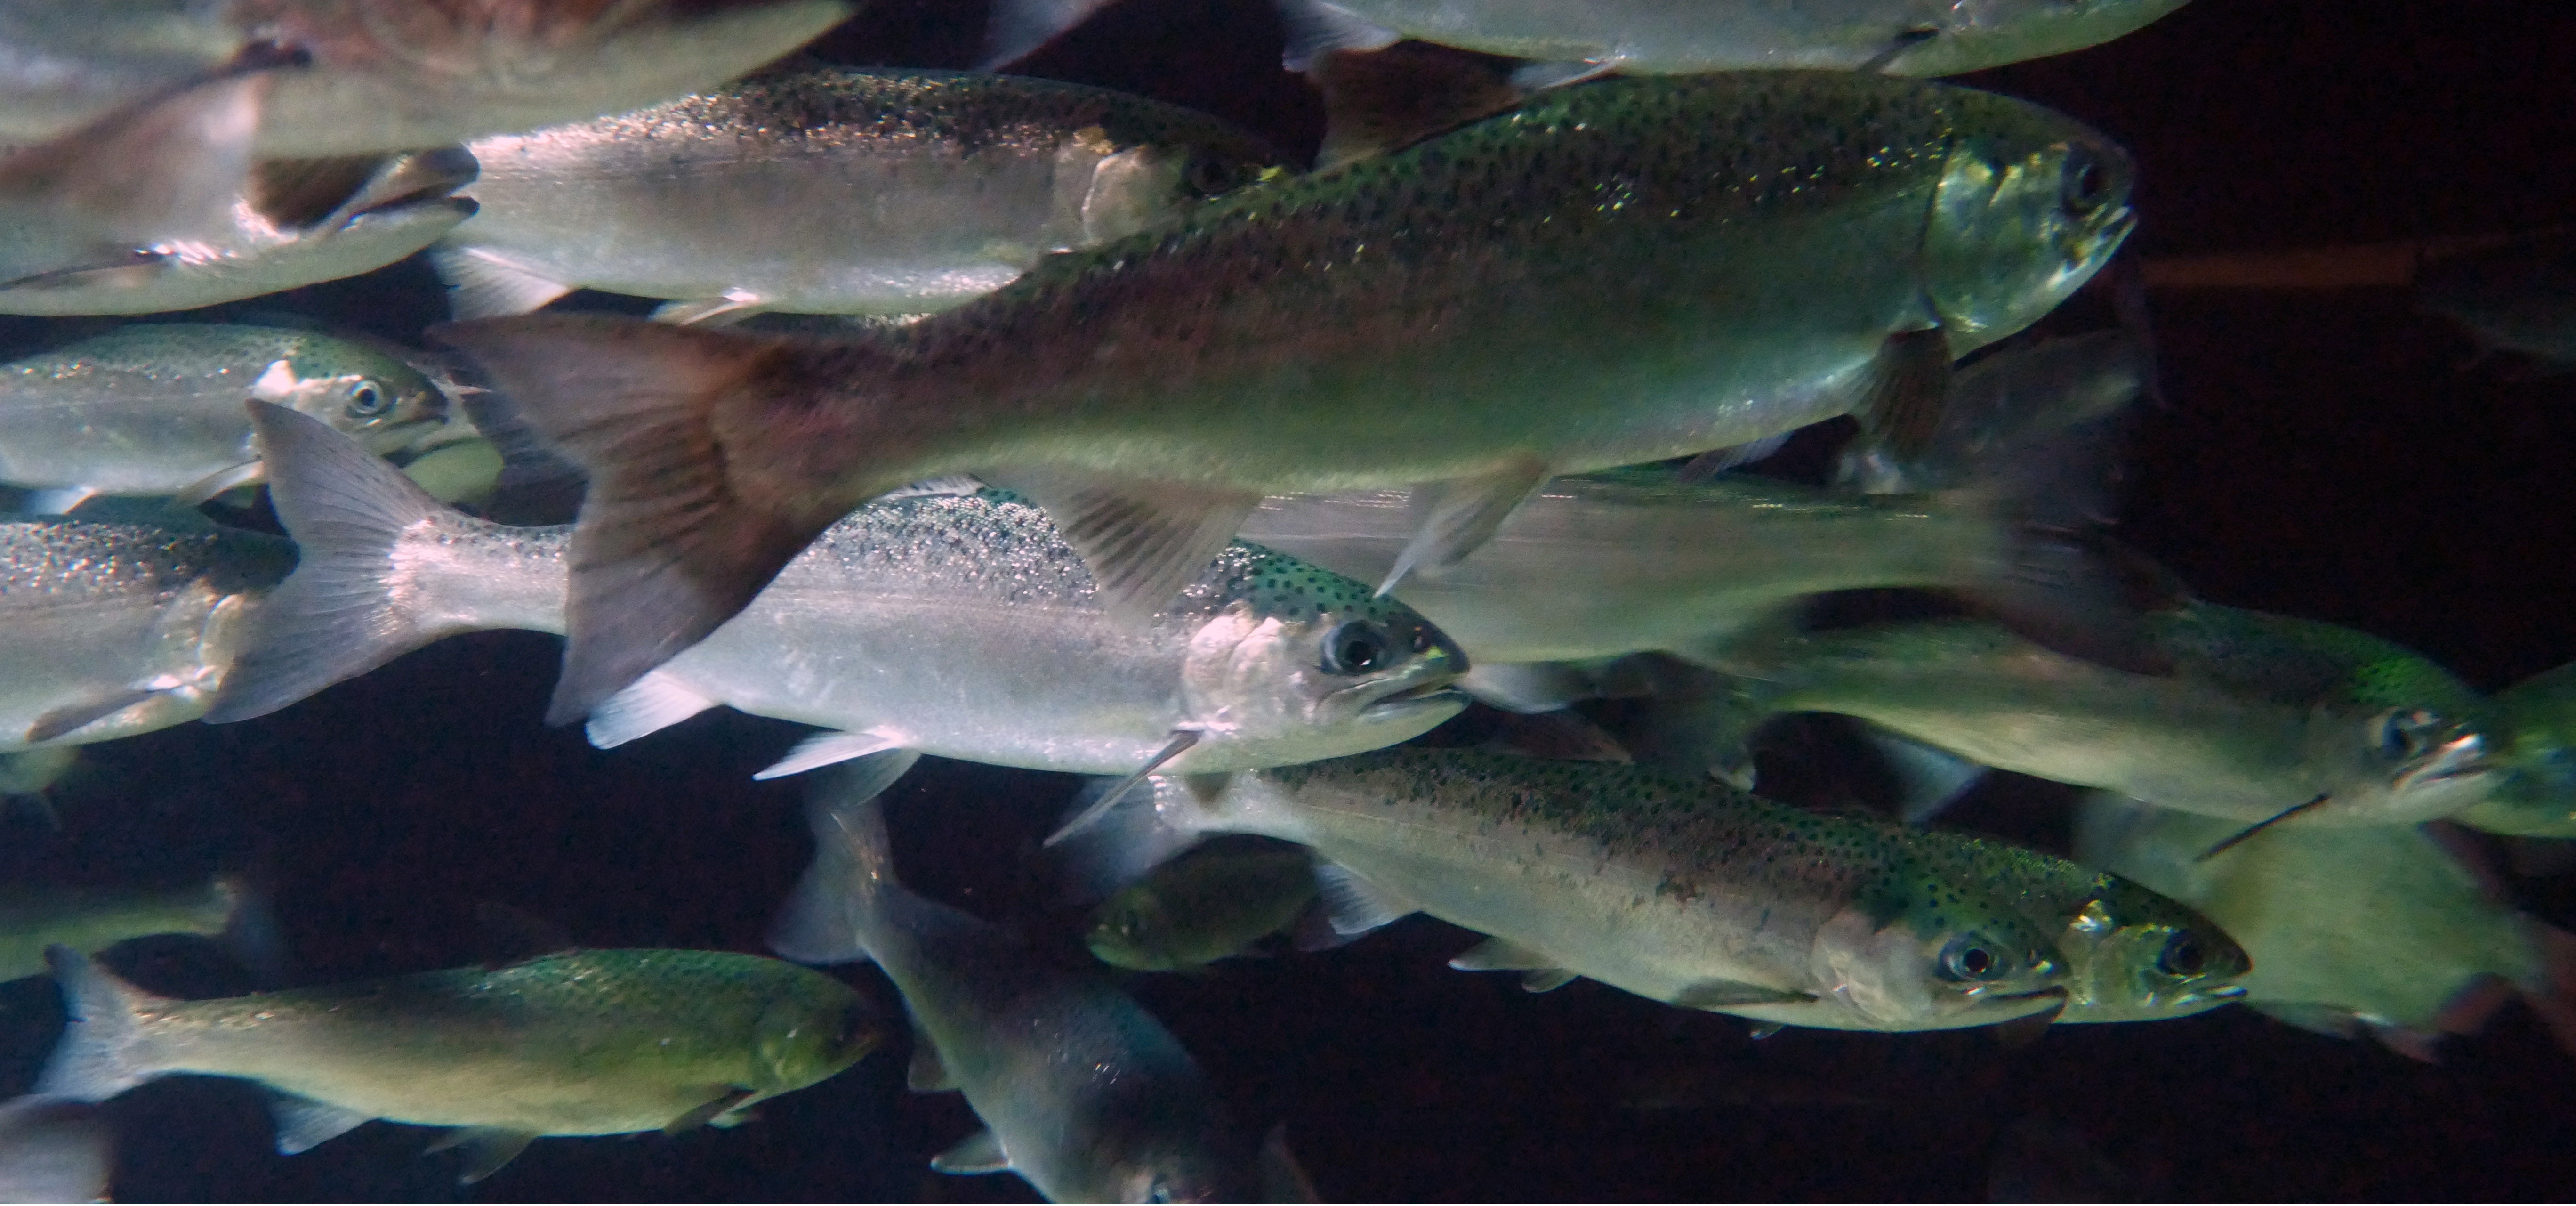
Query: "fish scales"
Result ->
[[1209, 750, 2053, 1022], [64, 949, 866, 1137]]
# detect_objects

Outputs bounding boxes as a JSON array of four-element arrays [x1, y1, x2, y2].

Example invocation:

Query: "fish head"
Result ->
[[2458, 662, 2576, 835], [1887, 0, 2195, 77], [2054, 880, 2251, 1020], [1092, 1125, 1266, 1204], [258, 343, 451, 456], [1054, 115, 1284, 249], [1922, 97, 2136, 355], [1816, 858, 2069, 1028], [2294, 700, 2496, 825], [1085, 888, 1183, 971], [1175, 552, 1469, 768], [751, 983, 886, 1093]]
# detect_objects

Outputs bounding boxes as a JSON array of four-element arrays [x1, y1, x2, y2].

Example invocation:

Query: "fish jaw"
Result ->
[[1924, 96, 2137, 355]]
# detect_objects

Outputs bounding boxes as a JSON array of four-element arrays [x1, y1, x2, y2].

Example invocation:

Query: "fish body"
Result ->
[[0, 0, 856, 154], [0, 324, 446, 503], [436, 71, 2136, 719], [208, 403, 1467, 783], [1279, 0, 2191, 77], [2458, 660, 2576, 837], [37, 946, 881, 1178], [442, 67, 1284, 322], [1104, 747, 2087, 1032], [2416, 230, 2576, 372], [1245, 469, 2021, 667], [2075, 797, 2576, 1057], [774, 776, 1304, 1202], [1703, 604, 2496, 826], [0, 516, 290, 752], [1085, 839, 1317, 971], [0, 145, 477, 316], [0, 874, 245, 981]]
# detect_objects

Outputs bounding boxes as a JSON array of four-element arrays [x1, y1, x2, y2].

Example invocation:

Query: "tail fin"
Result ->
[[768, 764, 906, 966], [204, 402, 464, 723], [34, 946, 171, 1103], [2522, 922, 2576, 1058], [429, 316, 830, 727]]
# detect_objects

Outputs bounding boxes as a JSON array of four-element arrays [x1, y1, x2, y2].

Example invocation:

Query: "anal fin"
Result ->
[[267, 1092, 372, 1155], [25, 686, 166, 743], [1308, 41, 1527, 169], [1520, 967, 1577, 993], [664, 1087, 757, 1134]]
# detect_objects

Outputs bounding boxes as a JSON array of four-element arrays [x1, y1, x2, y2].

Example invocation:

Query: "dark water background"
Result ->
[[4, 0, 2575, 1199]]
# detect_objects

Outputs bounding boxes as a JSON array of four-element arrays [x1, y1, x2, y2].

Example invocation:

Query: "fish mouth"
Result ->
[[2396, 733, 2493, 792], [1359, 681, 1471, 722]]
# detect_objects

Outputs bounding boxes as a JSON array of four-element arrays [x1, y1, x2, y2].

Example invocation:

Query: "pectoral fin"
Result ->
[[20, 486, 96, 514], [25, 686, 166, 743], [906, 1029, 955, 1092], [1382, 458, 1550, 594], [1852, 326, 1952, 463], [1670, 979, 1817, 1010], [752, 730, 916, 783], [664, 1087, 757, 1134], [584, 672, 719, 749], [426, 1126, 537, 1183], [987, 469, 1260, 623], [651, 295, 768, 326], [175, 459, 266, 506], [930, 1127, 1011, 1175]]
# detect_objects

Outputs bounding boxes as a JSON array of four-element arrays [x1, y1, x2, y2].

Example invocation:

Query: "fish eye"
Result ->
[[2058, 146, 2110, 216], [1322, 620, 1390, 674], [2377, 709, 2437, 759], [344, 379, 392, 419], [2156, 931, 2207, 979], [1184, 155, 1241, 198], [1938, 934, 2012, 982]]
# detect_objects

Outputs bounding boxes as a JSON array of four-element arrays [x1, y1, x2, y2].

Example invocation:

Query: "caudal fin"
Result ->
[[430, 316, 832, 726], [204, 402, 467, 723], [34, 947, 171, 1103], [768, 763, 910, 965]]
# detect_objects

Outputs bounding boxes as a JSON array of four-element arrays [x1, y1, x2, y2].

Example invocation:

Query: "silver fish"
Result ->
[[0, 145, 477, 316], [0, 1094, 110, 1204], [0, 323, 447, 510], [987, 0, 2190, 78], [435, 72, 2137, 720], [206, 402, 1468, 788], [1067, 747, 2088, 1033], [773, 772, 1314, 1203], [0, 0, 857, 155], [0, 514, 290, 752], [439, 67, 1284, 324]]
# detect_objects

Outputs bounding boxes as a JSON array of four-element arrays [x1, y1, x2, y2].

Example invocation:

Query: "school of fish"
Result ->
[[0, 0, 2567, 1201]]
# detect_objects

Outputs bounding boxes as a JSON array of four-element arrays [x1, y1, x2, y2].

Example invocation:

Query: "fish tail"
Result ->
[[34, 947, 172, 1103], [1050, 777, 1204, 903], [430, 316, 841, 727], [2522, 921, 2576, 1058], [770, 761, 914, 966], [202, 402, 463, 723]]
